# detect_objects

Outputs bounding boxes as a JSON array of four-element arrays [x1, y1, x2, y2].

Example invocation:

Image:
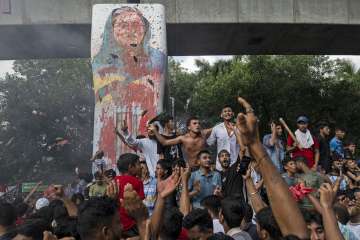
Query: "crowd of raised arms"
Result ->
[[1, 97, 360, 240]]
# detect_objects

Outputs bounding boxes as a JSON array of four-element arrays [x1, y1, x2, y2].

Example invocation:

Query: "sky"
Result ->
[[1, 55, 360, 77]]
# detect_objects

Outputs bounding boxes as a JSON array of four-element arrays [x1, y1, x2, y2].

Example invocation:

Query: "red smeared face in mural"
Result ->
[[112, 10, 146, 49]]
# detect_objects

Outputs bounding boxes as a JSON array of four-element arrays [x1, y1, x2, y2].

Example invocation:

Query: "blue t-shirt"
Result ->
[[330, 137, 344, 158], [263, 134, 285, 173], [188, 169, 222, 208]]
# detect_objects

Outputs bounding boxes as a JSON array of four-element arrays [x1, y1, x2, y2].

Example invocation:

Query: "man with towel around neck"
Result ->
[[286, 116, 320, 170]]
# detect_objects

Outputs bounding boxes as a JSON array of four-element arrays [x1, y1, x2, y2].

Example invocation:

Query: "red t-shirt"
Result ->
[[287, 134, 319, 168], [177, 227, 189, 240], [115, 175, 145, 231]]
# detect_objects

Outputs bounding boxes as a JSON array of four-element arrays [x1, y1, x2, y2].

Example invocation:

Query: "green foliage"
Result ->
[[0, 59, 94, 184], [169, 55, 360, 139]]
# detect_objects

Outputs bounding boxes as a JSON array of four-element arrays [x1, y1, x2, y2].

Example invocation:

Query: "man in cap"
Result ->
[[286, 116, 320, 170]]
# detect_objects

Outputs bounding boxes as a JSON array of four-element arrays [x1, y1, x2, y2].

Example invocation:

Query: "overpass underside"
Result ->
[[1, 22, 360, 59]]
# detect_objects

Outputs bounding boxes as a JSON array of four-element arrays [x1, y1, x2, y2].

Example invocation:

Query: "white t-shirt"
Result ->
[[213, 219, 225, 233], [123, 131, 159, 177], [347, 223, 360, 237], [207, 122, 240, 170]]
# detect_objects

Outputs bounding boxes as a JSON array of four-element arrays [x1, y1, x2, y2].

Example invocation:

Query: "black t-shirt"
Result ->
[[221, 159, 245, 200], [157, 134, 183, 161], [318, 135, 331, 172]]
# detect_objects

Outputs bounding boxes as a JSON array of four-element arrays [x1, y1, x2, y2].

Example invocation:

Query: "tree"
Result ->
[[169, 55, 360, 143], [0, 59, 94, 184]]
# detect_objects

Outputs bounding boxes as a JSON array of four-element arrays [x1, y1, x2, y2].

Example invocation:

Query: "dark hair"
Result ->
[[172, 159, 186, 169], [217, 149, 230, 158], [186, 116, 199, 127], [293, 156, 307, 165], [344, 150, 355, 160], [16, 219, 49, 240], [336, 190, 347, 197], [303, 210, 323, 227], [160, 207, 183, 239], [97, 151, 105, 159], [16, 202, 29, 218], [77, 197, 118, 240], [197, 150, 211, 160], [201, 195, 222, 216], [160, 115, 174, 128], [333, 204, 350, 225], [222, 105, 233, 111], [317, 121, 329, 130], [49, 200, 68, 221], [183, 209, 213, 232], [104, 169, 116, 178], [157, 160, 173, 179], [220, 197, 245, 229], [345, 140, 356, 146], [208, 232, 235, 240], [28, 206, 52, 225], [282, 156, 295, 167], [243, 202, 253, 223], [94, 171, 102, 179], [0, 202, 16, 227], [117, 153, 139, 173], [270, 120, 282, 127], [335, 127, 345, 132], [256, 207, 282, 239]]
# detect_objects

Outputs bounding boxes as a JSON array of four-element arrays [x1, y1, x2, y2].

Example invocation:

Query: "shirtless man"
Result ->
[[149, 116, 212, 169]]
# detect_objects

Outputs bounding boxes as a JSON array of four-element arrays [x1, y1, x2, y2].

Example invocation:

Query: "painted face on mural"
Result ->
[[112, 10, 146, 49]]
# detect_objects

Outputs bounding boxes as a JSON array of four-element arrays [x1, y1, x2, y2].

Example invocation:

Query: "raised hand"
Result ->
[[213, 185, 222, 196], [319, 183, 336, 209], [193, 180, 201, 194], [180, 165, 191, 184], [271, 122, 276, 133], [122, 183, 149, 221], [106, 180, 118, 199], [157, 170, 181, 198], [121, 119, 128, 132], [236, 97, 260, 146]]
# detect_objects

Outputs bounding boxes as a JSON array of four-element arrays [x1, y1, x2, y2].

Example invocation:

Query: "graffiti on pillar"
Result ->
[[91, 4, 167, 167]]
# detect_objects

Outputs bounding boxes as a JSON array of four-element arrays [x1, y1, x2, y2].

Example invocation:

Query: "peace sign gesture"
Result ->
[[236, 97, 260, 146]]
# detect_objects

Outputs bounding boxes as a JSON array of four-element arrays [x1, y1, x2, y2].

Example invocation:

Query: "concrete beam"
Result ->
[[2, 0, 360, 25], [1, 0, 360, 59]]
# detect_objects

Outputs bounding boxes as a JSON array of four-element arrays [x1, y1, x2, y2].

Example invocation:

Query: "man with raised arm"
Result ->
[[115, 120, 158, 177], [235, 97, 308, 239], [149, 116, 212, 169], [286, 116, 320, 170]]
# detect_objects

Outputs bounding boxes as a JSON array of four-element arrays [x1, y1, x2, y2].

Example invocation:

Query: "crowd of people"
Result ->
[[1, 97, 360, 240]]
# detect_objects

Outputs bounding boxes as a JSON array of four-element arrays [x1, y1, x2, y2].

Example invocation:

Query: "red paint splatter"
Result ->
[[99, 109, 116, 164]]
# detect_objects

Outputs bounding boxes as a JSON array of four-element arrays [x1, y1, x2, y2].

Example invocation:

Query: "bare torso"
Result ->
[[181, 132, 207, 168]]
